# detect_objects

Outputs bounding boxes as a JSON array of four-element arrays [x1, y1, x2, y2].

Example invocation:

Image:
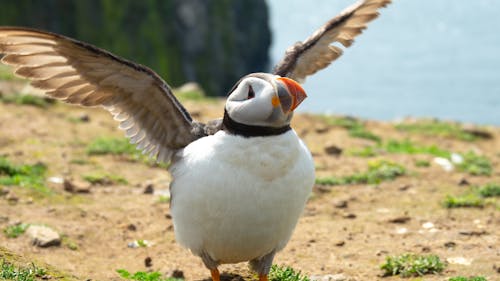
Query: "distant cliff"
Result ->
[[0, 0, 271, 96]]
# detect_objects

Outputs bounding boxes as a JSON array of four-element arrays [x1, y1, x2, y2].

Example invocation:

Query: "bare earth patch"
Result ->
[[0, 82, 499, 280]]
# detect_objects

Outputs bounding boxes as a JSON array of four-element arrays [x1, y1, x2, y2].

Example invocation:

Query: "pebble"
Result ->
[[6, 192, 19, 203], [388, 216, 411, 224], [342, 213, 356, 219], [333, 200, 348, 209], [310, 273, 350, 281], [64, 178, 92, 193], [458, 178, 470, 186], [444, 241, 457, 248], [324, 145, 342, 156], [142, 181, 155, 194], [170, 269, 184, 279], [144, 257, 152, 267], [447, 257, 472, 265], [27, 225, 61, 247]]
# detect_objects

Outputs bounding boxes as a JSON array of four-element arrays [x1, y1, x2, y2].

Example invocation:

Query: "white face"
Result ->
[[225, 76, 291, 127]]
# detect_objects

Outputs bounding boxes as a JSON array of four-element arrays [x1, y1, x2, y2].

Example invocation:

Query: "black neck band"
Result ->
[[222, 110, 291, 137]]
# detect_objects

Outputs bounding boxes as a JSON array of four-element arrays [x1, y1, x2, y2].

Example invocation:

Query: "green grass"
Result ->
[[395, 120, 479, 141], [443, 194, 485, 208], [86, 137, 169, 168], [316, 160, 406, 186], [0, 94, 54, 108], [384, 139, 451, 158], [82, 172, 128, 185], [0, 259, 46, 281], [444, 182, 500, 208], [269, 265, 310, 281], [477, 183, 500, 197], [322, 116, 381, 143], [456, 152, 492, 176], [414, 160, 431, 167], [0, 64, 20, 81], [449, 277, 487, 281], [117, 269, 182, 281], [3, 224, 29, 238], [380, 254, 445, 277], [174, 88, 216, 103], [0, 157, 50, 195], [157, 195, 170, 204]]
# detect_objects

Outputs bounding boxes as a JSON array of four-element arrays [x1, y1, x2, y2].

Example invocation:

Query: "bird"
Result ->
[[0, 0, 391, 280]]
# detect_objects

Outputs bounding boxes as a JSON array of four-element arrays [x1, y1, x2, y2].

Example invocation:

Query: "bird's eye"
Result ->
[[247, 85, 255, 99]]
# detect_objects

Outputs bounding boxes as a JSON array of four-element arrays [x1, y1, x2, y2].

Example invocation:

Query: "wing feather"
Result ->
[[0, 27, 206, 163], [273, 0, 391, 82]]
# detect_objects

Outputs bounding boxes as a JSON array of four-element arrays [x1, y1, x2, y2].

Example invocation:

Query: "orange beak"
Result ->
[[277, 77, 307, 113]]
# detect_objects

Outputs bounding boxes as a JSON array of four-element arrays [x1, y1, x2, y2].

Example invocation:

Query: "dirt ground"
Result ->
[[0, 80, 499, 281]]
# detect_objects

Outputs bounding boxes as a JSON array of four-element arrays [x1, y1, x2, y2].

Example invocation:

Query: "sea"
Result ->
[[268, 0, 500, 125]]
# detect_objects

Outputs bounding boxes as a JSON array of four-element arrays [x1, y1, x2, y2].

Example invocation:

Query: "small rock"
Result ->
[[315, 125, 329, 134], [395, 227, 408, 234], [79, 114, 90, 122], [324, 145, 342, 156], [165, 213, 172, 219], [447, 257, 472, 265], [342, 213, 356, 219], [421, 246, 431, 252], [450, 153, 464, 164], [422, 222, 435, 229], [333, 200, 348, 209], [458, 178, 470, 186], [64, 178, 91, 193], [398, 184, 411, 191], [388, 216, 411, 224], [170, 269, 184, 279], [334, 240, 345, 247], [444, 241, 457, 248], [0, 187, 9, 196], [459, 230, 487, 236], [27, 225, 61, 247], [143, 181, 155, 194], [462, 127, 493, 139], [127, 224, 137, 231], [434, 157, 454, 172], [144, 257, 152, 267], [310, 273, 349, 281], [6, 192, 19, 203]]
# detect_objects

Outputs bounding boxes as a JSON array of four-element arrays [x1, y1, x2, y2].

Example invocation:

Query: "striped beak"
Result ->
[[276, 77, 307, 113]]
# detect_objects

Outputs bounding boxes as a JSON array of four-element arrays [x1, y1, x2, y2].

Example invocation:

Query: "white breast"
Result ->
[[169, 130, 315, 264]]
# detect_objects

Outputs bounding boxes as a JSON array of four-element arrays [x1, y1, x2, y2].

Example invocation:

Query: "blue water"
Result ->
[[268, 0, 500, 125]]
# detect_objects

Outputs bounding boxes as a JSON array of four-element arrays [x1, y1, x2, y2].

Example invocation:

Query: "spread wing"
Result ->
[[0, 27, 207, 163], [273, 0, 391, 82]]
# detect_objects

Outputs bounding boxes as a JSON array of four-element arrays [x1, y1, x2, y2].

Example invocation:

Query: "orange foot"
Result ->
[[259, 274, 268, 281], [210, 268, 220, 281]]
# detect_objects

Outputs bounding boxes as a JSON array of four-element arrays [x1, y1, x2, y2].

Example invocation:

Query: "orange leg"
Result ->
[[259, 274, 268, 281], [210, 268, 221, 281]]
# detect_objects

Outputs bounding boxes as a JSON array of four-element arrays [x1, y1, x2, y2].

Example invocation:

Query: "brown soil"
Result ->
[[0, 81, 499, 281]]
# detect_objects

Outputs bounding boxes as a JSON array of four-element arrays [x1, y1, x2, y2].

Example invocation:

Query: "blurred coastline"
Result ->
[[269, 0, 500, 125]]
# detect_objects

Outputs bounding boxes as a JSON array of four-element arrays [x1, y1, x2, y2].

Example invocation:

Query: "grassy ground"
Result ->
[[0, 77, 499, 280]]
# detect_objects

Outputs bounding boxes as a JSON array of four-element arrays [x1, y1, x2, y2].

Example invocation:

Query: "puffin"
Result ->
[[0, 0, 391, 280]]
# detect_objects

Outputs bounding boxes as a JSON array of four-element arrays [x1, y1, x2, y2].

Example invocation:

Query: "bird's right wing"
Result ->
[[273, 0, 391, 82], [0, 27, 208, 163]]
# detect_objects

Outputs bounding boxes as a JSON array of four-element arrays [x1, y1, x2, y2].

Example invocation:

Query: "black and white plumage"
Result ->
[[0, 1, 390, 280]]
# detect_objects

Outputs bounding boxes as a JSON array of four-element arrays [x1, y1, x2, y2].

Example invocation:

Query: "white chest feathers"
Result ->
[[169, 130, 315, 264]]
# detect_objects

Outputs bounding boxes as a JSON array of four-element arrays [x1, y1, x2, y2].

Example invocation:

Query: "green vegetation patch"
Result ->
[[316, 160, 406, 186], [449, 276, 487, 281], [82, 172, 128, 185], [380, 253, 445, 277], [323, 116, 381, 143], [86, 137, 169, 168], [444, 182, 500, 209], [3, 223, 29, 238], [269, 265, 310, 281], [444, 194, 485, 208], [456, 152, 492, 176], [395, 119, 481, 141], [117, 269, 182, 281], [0, 259, 47, 281], [0, 94, 54, 108], [0, 157, 49, 194], [477, 183, 500, 197]]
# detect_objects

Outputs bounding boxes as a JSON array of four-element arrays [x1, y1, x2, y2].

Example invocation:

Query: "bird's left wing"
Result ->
[[273, 0, 391, 82], [0, 27, 207, 163]]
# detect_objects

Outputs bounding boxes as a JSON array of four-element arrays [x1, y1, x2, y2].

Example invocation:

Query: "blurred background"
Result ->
[[0, 0, 499, 125]]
